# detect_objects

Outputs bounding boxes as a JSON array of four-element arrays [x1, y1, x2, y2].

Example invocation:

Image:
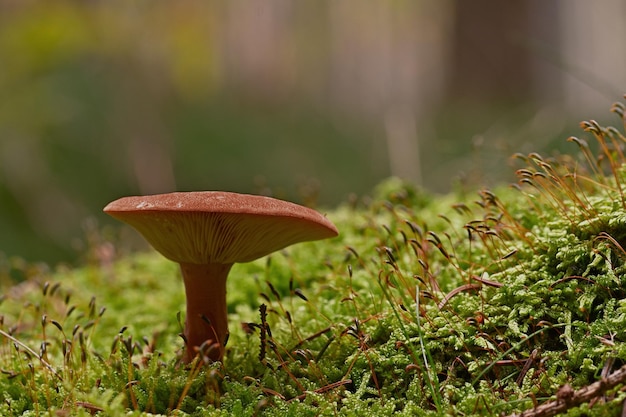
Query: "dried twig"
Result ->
[[507, 363, 626, 417]]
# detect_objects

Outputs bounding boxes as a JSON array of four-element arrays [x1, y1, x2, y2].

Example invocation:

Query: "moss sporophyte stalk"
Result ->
[[2, 97, 626, 415]]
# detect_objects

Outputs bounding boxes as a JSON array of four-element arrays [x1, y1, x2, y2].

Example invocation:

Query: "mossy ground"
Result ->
[[3, 101, 626, 416]]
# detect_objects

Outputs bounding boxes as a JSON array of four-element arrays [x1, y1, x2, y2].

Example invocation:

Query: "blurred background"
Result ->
[[0, 0, 625, 265]]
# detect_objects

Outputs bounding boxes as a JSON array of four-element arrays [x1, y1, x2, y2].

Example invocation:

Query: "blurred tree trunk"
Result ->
[[447, 0, 557, 102]]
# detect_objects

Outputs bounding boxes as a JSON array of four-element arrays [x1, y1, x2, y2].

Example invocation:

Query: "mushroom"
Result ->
[[103, 191, 338, 363]]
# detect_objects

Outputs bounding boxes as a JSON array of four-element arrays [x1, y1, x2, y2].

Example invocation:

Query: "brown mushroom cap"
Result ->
[[103, 191, 338, 264]]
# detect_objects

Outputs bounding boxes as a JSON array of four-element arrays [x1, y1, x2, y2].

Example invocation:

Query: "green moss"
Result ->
[[4, 103, 626, 415]]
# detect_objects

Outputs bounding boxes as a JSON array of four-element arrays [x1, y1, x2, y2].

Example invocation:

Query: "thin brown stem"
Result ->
[[507, 362, 626, 417], [179, 262, 233, 363]]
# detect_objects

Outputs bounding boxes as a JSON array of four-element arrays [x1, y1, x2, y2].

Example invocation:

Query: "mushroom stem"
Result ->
[[179, 262, 233, 363]]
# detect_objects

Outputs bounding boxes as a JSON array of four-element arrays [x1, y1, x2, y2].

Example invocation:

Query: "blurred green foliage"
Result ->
[[0, 1, 388, 264], [0, 1, 606, 265]]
